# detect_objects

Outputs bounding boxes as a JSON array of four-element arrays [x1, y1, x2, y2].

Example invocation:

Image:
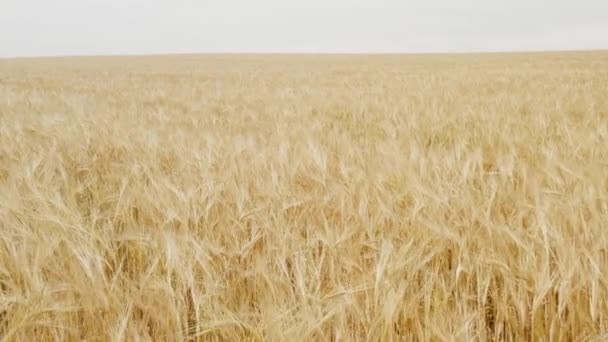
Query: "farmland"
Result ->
[[1, 52, 608, 340]]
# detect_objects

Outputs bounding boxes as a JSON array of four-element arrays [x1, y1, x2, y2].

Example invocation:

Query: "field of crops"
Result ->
[[1, 52, 608, 340]]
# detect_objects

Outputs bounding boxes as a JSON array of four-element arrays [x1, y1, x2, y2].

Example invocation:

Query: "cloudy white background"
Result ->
[[1, 0, 607, 57]]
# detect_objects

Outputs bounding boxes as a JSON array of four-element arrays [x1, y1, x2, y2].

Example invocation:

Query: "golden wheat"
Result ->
[[1, 52, 608, 340]]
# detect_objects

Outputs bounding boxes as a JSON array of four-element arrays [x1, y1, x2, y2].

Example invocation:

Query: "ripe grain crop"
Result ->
[[1, 52, 608, 340]]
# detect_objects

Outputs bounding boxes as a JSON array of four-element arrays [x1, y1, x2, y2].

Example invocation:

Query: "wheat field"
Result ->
[[1, 52, 608, 341]]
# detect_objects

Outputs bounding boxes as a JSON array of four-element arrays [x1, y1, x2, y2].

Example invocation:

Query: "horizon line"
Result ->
[[2, 48, 607, 60]]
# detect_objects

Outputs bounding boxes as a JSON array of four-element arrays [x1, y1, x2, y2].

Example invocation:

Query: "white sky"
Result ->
[[1, 0, 607, 57]]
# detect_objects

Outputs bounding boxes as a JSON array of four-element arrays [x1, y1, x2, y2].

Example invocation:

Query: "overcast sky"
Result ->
[[1, 0, 607, 57]]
